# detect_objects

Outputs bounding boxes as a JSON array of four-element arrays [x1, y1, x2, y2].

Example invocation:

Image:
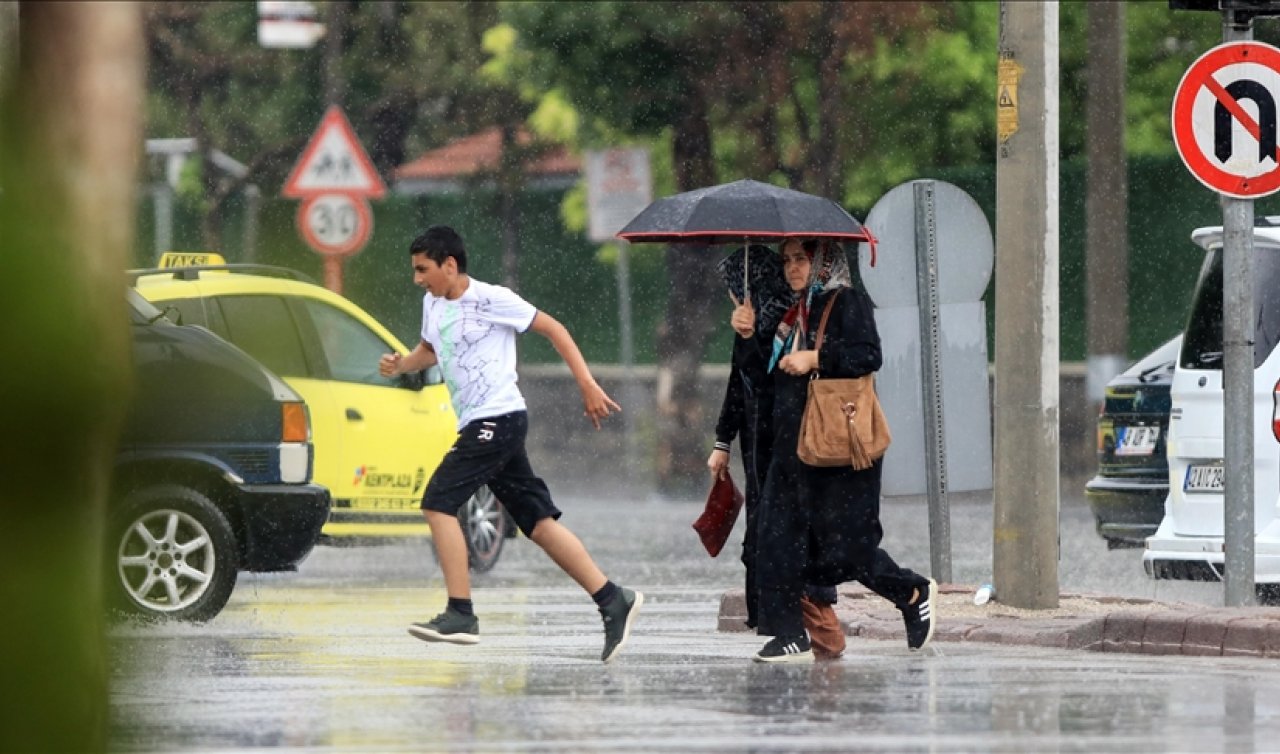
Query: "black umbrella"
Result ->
[[616, 178, 875, 246]]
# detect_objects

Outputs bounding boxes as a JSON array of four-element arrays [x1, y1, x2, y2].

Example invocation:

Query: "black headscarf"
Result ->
[[716, 244, 795, 338]]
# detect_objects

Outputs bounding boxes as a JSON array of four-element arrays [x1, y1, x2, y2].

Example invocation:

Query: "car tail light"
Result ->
[[1274, 377, 1280, 442], [282, 401, 309, 443]]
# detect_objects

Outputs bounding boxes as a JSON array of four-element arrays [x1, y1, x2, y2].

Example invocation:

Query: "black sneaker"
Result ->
[[753, 634, 814, 664], [408, 607, 480, 645], [600, 587, 644, 663], [901, 578, 938, 651]]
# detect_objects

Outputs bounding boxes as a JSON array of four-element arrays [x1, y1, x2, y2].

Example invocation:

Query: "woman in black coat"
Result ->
[[707, 246, 843, 657], [752, 239, 937, 664]]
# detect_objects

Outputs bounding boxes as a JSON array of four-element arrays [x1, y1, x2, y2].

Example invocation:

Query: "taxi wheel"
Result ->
[[460, 485, 508, 573], [107, 485, 239, 622]]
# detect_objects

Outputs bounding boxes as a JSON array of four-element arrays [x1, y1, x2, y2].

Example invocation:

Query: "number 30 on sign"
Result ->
[[296, 193, 373, 256]]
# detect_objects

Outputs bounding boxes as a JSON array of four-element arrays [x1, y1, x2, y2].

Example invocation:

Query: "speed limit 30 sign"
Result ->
[[1173, 41, 1280, 198], [296, 193, 373, 256]]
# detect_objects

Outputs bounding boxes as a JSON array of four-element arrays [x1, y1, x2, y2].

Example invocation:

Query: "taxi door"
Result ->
[[293, 298, 456, 530]]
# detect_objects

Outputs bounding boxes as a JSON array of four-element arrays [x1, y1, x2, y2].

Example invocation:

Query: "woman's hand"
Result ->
[[707, 448, 730, 480], [778, 349, 819, 376], [728, 293, 755, 338]]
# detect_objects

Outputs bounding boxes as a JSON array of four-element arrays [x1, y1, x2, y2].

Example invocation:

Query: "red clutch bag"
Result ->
[[692, 474, 745, 557]]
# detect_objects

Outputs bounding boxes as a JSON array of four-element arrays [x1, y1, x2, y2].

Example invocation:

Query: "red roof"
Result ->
[[393, 127, 580, 181]]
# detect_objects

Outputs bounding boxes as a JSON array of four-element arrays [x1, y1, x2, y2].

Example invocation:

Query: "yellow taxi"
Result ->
[[131, 253, 513, 571]]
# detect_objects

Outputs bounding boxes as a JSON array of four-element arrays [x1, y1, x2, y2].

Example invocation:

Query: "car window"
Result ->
[[152, 297, 209, 328], [1182, 244, 1280, 370], [215, 295, 309, 377], [301, 299, 395, 387]]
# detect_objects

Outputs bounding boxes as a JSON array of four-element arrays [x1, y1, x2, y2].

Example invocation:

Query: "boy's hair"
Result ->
[[409, 225, 467, 273]]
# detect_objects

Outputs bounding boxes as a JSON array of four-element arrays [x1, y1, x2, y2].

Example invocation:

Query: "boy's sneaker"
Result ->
[[408, 607, 480, 645], [901, 578, 938, 651], [753, 634, 814, 664], [600, 587, 644, 663]]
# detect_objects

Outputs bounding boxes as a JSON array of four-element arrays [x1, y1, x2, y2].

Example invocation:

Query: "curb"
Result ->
[[717, 585, 1280, 659]]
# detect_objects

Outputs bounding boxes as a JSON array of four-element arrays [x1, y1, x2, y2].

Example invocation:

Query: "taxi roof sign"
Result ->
[[158, 252, 227, 268]]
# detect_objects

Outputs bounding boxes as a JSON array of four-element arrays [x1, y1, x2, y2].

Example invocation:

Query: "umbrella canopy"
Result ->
[[616, 179, 874, 246]]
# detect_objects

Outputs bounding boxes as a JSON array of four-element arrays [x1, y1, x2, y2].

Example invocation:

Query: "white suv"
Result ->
[[1143, 219, 1280, 601]]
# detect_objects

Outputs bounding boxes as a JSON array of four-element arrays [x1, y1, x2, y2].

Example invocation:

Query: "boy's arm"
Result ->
[[528, 311, 621, 429], [379, 339, 437, 377]]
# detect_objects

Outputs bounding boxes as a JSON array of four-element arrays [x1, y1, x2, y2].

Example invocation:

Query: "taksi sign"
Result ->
[[283, 105, 386, 258], [1173, 41, 1280, 198]]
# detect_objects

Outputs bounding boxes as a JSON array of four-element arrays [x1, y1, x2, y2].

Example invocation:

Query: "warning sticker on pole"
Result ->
[[997, 54, 1023, 144]]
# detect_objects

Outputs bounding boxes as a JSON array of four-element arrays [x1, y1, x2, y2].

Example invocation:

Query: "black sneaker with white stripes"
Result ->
[[901, 578, 938, 651], [753, 633, 814, 664]]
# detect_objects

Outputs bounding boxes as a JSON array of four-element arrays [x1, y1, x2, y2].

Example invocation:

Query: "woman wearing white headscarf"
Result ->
[[751, 238, 937, 664]]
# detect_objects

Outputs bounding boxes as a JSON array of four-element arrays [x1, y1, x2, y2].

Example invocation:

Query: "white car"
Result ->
[[1143, 219, 1280, 602]]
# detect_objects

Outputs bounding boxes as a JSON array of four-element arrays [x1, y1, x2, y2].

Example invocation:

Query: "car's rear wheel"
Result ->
[[1257, 584, 1280, 606], [107, 485, 239, 622], [460, 485, 508, 573]]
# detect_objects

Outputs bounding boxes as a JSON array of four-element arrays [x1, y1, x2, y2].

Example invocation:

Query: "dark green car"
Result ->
[[109, 290, 330, 621]]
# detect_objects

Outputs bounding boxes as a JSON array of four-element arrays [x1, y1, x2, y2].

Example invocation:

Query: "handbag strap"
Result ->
[[811, 288, 843, 366]]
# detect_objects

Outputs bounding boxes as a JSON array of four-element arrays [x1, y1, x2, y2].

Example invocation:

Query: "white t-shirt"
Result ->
[[420, 278, 538, 430]]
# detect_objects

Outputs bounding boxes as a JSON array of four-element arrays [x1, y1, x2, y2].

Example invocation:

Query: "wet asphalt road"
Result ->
[[108, 486, 1280, 752]]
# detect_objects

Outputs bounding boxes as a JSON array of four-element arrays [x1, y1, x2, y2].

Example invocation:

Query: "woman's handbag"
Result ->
[[692, 473, 745, 557], [796, 290, 892, 470]]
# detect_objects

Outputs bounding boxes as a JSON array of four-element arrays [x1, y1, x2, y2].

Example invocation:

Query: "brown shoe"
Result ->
[[800, 595, 845, 659]]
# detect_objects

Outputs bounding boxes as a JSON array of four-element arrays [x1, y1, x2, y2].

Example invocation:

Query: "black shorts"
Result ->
[[421, 411, 561, 537]]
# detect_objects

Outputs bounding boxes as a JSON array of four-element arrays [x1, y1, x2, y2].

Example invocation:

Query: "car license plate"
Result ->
[[1184, 463, 1224, 493], [1115, 425, 1160, 456]]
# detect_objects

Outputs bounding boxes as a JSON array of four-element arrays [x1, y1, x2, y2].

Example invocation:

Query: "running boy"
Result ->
[[379, 225, 643, 663]]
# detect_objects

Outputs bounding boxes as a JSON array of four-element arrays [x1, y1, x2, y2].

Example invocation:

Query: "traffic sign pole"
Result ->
[[1221, 12, 1257, 608], [281, 106, 387, 294]]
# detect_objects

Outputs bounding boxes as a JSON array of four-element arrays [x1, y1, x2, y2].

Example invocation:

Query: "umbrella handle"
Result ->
[[742, 237, 750, 304]]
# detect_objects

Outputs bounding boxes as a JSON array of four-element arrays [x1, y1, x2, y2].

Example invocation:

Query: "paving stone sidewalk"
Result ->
[[717, 585, 1280, 659]]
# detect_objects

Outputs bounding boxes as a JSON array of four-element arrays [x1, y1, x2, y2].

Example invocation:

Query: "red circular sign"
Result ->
[[296, 193, 373, 256], [1173, 41, 1280, 198]]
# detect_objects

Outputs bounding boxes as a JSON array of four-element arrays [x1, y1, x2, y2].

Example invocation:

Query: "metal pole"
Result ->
[[243, 184, 260, 264], [993, 0, 1060, 609], [616, 240, 638, 479], [912, 180, 952, 583], [152, 182, 173, 260], [1221, 7, 1257, 609]]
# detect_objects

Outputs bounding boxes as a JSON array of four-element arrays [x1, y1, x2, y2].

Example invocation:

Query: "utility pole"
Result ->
[[993, 1, 1060, 609], [1084, 2, 1129, 441]]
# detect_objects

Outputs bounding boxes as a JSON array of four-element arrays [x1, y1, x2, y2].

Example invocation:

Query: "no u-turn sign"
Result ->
[[1173, 41, 1280, 198]]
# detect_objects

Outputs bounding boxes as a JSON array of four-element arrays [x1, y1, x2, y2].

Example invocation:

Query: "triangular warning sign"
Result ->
[[998, 86, 1015, 108], [282, 105, 387, 199]]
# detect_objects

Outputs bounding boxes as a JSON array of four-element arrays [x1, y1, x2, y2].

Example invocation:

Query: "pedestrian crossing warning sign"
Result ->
[[282, 105, 387, 199], [997, 56, 1022, 144]]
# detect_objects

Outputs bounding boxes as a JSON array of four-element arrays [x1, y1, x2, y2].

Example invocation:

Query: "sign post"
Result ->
[[585, 148, 652, 476], [282, 105, 386, 294], [1171, 31, 1280, 605]]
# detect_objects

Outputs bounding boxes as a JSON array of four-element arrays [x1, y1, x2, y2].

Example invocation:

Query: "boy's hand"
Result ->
[[728, 292, 755, 338], [580, 382, 622, 430], [379, 352, 403, 378]]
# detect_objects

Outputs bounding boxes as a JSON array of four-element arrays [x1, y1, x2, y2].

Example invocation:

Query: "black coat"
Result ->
[[759, 285, 887, 588]]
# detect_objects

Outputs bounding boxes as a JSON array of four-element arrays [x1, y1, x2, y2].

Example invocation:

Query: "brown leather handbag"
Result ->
[[796, 290, 891, 470]]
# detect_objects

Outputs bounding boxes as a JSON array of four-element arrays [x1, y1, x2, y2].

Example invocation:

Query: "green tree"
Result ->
[[143, 1, 529, 249]]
